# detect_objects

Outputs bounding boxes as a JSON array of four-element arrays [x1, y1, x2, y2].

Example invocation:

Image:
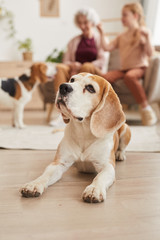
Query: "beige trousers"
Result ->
[[53, 62, 102, 92]]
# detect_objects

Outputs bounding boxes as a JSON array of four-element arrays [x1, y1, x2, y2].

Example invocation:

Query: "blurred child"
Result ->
[[97, 2, 157, 126]]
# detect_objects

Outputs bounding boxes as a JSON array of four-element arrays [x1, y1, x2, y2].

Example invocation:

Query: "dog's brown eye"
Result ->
[[70, 78, 75, 83], [85, 84, 96, 93]]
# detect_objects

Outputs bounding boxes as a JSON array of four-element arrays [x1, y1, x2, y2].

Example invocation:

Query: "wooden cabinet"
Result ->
[[0, 61, 33, 78]]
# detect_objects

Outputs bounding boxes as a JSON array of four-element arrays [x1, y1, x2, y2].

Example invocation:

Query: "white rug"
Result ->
[[128, 125, 160, 152], [0, 125, 64, 150], [0, 124, 160, 152]]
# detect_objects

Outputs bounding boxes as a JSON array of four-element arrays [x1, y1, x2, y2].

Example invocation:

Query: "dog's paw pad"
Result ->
[[82, 185, 106, 203], [19, 124, 27, 129], [20, 181, 44, 198], [116, 150, 126, 161], [21, 188, 41, 198]]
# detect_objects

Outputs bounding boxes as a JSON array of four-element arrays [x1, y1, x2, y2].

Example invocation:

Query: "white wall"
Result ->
[[144, 0, 160, 38], [144, 0, 160, 45], [143, 0, 160, 44], [153, 1, 160, 45], [0, 0, 136, 61]]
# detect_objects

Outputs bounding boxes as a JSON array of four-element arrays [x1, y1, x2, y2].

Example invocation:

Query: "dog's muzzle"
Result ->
[[59, 83, 73, 96], [57, 83, 83, 122], [57, 83, 73, 108]]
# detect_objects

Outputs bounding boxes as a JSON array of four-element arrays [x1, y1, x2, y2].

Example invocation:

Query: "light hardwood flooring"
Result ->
[[0, 110, 160, 240]]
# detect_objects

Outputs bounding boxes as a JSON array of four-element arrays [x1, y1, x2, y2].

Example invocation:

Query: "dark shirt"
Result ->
[[75, 37, 98, 64]]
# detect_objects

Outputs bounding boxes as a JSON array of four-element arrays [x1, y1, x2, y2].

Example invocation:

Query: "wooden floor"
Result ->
[[0, 110, 160, 240]]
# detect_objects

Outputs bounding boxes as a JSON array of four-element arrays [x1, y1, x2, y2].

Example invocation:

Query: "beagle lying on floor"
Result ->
[[0, 63, 56, 128], [21, 73, 131, 203]]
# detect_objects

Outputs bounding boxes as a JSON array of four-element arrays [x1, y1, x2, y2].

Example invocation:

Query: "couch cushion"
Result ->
[[144, 55, 160, 102], [38, 81, 56, 104], [112, 79, 130, 94], [112, 80, 136, 104], [108, 49, 121, 71]]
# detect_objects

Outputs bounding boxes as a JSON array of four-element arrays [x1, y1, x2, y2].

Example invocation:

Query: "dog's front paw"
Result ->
[[20, 181, 45, 198], [82, 185, 106, 203], [116, 150, 126, 161], [14, 122, 26, 129], [19, 123, 27, 129]]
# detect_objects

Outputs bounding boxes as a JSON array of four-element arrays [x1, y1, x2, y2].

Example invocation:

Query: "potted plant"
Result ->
[[45, 48, 64, 63], [0, 1, 16, 38], [18, 38, 33, 61]]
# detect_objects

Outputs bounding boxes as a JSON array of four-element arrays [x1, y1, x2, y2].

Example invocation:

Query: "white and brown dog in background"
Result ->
[[21, 73, 131, 203], [0, 63, 56, 128]]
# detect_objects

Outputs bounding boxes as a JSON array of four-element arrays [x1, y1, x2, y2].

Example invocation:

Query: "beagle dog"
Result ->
[[0, 63, 56, 128], [20, 73, 131, 203]]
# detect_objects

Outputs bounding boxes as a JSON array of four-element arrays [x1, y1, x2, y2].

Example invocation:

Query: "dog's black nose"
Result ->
[[60, 84, 73, 96]]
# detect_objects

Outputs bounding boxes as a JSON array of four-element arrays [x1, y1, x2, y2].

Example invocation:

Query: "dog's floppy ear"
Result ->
[[61, 113, 70, 124], [31, 63, 47, 83], [90, 82, 125, 138], [39, 63, 47, 83], [30, 63, 39, 81]]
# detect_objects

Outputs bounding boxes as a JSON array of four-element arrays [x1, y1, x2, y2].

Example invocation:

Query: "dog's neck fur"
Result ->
[[66, 117, 97, 151]]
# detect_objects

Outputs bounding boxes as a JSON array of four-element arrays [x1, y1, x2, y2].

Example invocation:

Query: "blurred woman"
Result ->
[[48, 7, 108, 124]]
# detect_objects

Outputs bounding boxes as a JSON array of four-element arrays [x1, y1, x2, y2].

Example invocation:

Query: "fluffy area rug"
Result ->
[[0, 125, 64, 150], [0, 124, 160, 152], [128, 124, 160, 152]]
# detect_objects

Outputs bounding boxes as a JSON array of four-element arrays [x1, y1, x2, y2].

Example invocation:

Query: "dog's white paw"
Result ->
[[116, 150, 126, 161], [19, 124, 27, 129], [82, 185, 106, 203], [14, 123, 26, 129], [20, 181, 45, 198]]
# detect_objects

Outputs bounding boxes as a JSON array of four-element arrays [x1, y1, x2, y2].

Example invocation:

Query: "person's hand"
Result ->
[[97, 23, 104, 35], [69, 62, 82, 76], [69, 62, 82, 72], [70, 69, 78, 76], [140, 27, 150, 39], [139, 27, 150, 44]]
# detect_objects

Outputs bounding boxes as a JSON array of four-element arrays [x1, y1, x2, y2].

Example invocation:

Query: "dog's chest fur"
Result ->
[[64, 119, 115, 172]]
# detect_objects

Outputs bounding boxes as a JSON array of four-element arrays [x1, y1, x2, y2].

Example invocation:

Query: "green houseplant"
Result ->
[[0, 1, 16, 38], [46, 48, 64, 63], [18, 38, 33, 61]]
